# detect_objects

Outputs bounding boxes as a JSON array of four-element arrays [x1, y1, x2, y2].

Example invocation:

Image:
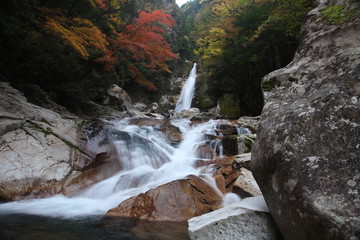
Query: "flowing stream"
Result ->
[[0, 118, 248, 240], [0, 64, 249, 239], [0, 119, 245, 218]]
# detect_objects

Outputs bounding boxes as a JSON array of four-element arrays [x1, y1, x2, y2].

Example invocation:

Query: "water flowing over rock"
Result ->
[[251, 1, 360, 239], [106, 175, 223, 222], [105, 120, 254, 222], [107, 84, 135, 113], [0, 78, 260, 235]]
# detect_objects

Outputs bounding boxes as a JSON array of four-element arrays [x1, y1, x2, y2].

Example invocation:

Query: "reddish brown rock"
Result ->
[[195, 144, 214, 160], [214, 175, 226, 194], [106, 175, 223, 222]]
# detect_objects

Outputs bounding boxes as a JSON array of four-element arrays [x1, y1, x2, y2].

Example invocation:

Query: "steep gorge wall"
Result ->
[[251, 0, 360, 239]]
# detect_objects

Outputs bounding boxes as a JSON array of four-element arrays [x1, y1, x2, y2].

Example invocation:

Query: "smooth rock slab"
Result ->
[[188, 196, 279, 240], [0, 82, 92, 201]]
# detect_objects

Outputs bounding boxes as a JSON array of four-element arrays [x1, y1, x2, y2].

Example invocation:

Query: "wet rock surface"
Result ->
[[129, 118, 183, 145], [251, 1, 360, 239], [106, 175, 223, 222]]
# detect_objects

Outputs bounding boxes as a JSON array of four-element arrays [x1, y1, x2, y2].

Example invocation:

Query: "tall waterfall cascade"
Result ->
[[175, 63, 197, 112]]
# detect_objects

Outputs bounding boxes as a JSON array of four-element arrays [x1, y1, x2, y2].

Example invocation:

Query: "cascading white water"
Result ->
[[0, 118, 246, 218], [175, 63, 197, 112]]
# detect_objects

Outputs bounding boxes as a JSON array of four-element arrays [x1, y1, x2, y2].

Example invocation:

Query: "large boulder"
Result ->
[[251, 1, 360, 239], [0, 82, 92, 201], [106, 175, 223, 222]]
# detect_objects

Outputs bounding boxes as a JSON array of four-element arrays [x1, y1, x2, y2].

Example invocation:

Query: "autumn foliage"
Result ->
[[44, 15, 108, 59], [96, 10, 177, 90], [116, 10, 177, 72], [38, 4, 178, 91], [94, 0, 108, 10]]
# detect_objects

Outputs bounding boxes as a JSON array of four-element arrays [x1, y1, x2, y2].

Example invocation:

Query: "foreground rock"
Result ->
[[252, 1, 360, 239], [106, 175, 223, 221], [0, 82, 93, 201], [188, 196, 280, 240]]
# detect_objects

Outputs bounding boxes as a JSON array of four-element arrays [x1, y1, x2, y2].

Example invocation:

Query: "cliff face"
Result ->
[[251, 0, 360, 239]]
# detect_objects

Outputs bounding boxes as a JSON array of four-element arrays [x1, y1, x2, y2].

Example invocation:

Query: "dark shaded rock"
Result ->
[[251, 1, 360, 239], [218, 94, 241, 119], [79, 101, 128, 119], [216, 123, 238, 135], [194, 69, 217, 111], [220, 136, 238, 156], [197, 94, 216, 109]]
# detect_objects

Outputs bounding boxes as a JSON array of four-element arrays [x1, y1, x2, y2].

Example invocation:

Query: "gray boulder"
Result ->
[[0, 82, 92, 201], [251, 0, 360, 239], [188, 196, 280, 240]]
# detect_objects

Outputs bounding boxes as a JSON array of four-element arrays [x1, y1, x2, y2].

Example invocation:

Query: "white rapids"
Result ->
[[0, 118, 247, 218]]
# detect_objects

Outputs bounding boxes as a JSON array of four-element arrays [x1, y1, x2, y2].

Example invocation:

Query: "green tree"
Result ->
[[187, 0, 314, 116]]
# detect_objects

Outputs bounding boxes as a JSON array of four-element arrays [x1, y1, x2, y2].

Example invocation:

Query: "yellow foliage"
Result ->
[[44, 16, 108, 59], [195, 27, 227, 62]]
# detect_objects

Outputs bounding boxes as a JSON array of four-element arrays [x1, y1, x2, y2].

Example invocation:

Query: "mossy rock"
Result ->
[[197, 94, 216, 109], [218, 94, 241, 119], [321, 5, 360, 24], [262, 77, 281, 92], [237, 134, 256, 154]]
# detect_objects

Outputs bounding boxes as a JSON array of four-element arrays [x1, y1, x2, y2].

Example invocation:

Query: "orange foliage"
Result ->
[[43, 14, 108, 59], [94, 0, 108, 10]]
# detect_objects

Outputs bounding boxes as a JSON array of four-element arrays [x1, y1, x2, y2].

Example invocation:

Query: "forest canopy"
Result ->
[[0, 0, 314, 116], [0, 0, 179, 111]]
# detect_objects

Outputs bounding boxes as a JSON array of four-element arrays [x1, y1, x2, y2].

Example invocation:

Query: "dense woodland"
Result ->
[[0, 0, 314, 116]]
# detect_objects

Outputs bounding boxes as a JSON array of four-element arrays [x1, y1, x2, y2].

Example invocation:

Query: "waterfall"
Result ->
[[175, 63, 197, 112], [0, 62, 250, 221]]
